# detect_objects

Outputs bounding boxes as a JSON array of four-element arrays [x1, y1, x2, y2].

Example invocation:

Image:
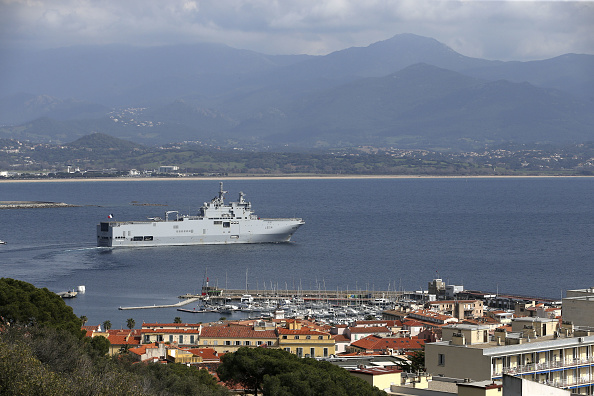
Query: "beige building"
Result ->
[[277, 327, 335, 358], [426, 320, 594, 395], [428, 300, 484, 320], [141, 322, 201, 346], [198, 325, 277, 353], [349, 367, 402, 392], [563, 290, 594, 328]]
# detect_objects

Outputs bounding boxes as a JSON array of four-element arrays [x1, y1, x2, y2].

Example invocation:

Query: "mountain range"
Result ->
[[0, 34, 592, 150]]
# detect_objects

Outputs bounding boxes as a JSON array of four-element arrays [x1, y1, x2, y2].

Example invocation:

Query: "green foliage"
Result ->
[[174, 317, 182, 323], [103, 320, 112, 331], [0, 336, 65, 395], [0, 325, 142, 395], [0, 278, 84, 339], [407, 349, 426, 373], [126, 318, 135, 329], [0, 278, 227, 395], [116, 360, 228, 396], [86, 335, 111, 359], [1, 325, 228, 395], [217, 347, 386, 396]]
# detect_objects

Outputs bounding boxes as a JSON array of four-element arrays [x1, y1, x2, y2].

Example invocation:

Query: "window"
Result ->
[[295, 335, 300, 340], [282, 335, 288, 339], [225, 341, 231, 346], [267, 341, 273, 346], [323, 348, 328, 357], [133, 236, 143, 241], [310, 348, 315, 357], [179, 335, 183, 343], [235, 341, 241, 345], [223, 222, 230, 228], [284, 348, 291, 352], [169, 335, 173, 343], [144, 236, 153, 241], [213, 340, 218, 346], [144, 335, 150, 343], [158, 335, 163, 342], [306, 335, 311, 340], [203, 341, 208, 345], [245, 341, 251, 346], [318, 336, 324, 340], [438, 354, 445, 366], [190, 335, 195, 343], [296, 348, 303, 357]]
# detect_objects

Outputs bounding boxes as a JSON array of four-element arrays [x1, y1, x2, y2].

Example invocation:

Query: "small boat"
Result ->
[[0, 240, 6, 245], [57, 290, 77, 298]]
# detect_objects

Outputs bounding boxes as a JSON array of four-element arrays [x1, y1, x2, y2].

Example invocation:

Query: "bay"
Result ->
[[0, 177, 592, 328]]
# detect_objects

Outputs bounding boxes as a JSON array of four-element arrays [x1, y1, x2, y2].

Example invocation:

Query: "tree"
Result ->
[[0, 278, 84, 339], [79, 315, 88, 326], [86, 335, 111, 358], [217, 347, 386, 396], [103, 320, 112, 331], [126, 318, 135, 330], [174, 317, 182, 323], [407, 349, 425, 372]]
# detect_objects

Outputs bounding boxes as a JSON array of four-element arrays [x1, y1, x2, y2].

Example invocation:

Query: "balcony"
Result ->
[[494, 356, 594, 377], [545, 376, 594, 389]]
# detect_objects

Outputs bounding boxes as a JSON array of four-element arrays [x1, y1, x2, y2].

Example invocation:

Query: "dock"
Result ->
[[119, 297, 200, 310]]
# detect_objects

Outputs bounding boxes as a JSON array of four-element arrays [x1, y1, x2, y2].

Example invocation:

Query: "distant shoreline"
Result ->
[[1, 174, 592, 183]]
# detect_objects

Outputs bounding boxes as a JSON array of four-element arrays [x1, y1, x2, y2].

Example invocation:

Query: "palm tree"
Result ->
[[126, 318, 135, 329], [103, 320, 112, 331], [79, 315, 88, 326], [174, 317, 182, 323]]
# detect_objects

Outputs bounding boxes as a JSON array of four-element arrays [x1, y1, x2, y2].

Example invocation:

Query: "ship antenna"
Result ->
[[218, 182, 227, 203]]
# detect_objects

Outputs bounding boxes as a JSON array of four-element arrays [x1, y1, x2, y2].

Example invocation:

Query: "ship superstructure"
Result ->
[[97, 182, 304, 247]]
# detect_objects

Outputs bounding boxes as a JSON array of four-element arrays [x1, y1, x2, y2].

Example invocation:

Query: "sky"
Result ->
[[0, 0, 592, 61]]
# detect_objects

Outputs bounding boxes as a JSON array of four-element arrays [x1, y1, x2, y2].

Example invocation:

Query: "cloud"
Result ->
[[0, 0, 592, 60]]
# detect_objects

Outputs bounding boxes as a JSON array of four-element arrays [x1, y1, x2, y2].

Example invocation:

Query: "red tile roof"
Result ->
[[348, 326, 391, 334], [201, 326, 277, 339], [129, 343, 160, 356], [352, 320, 403, 327], [332, 334, 350, 343], [185, 348, 220, 362], [141, 328, 201, 334], [142, 322, 200, 328], [277, 328, 328, 336]]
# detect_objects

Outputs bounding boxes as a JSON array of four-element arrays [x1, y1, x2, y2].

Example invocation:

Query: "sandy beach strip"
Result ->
[[0, 174, 589, 183]]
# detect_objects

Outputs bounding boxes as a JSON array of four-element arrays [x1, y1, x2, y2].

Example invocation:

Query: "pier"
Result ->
[[119, 297, 200, 310]]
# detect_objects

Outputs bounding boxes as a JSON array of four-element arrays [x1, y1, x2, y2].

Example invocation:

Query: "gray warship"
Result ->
[[97, 182, 304, 247]]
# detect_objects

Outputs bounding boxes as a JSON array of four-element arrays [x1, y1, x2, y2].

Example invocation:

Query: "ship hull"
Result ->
[[97, 217, 304, 247]]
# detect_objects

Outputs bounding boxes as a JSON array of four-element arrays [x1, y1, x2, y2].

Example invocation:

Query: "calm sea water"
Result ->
[[0, 177, 592, 328]]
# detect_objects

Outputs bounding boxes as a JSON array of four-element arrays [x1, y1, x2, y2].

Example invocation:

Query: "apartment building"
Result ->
[[141, 322, 202, 346], [428, 300, 484, 320], [426, 319, 594, 395], [277, 327, 335, 358]]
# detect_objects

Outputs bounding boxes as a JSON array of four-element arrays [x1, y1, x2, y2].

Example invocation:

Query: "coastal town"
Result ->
[[3, 136, 594, 179], [81, 279, 594, 395]]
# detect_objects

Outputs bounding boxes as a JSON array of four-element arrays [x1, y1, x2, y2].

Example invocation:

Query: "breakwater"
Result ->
[[0, 201, 79, 209]]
